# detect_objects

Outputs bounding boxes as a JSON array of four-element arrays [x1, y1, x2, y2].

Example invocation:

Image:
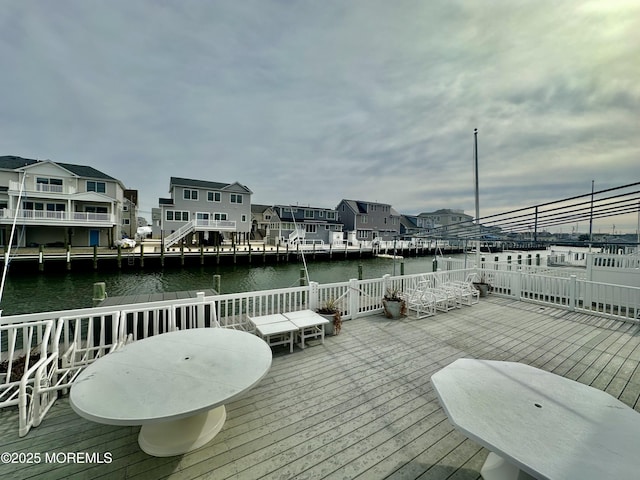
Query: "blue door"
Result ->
[[89, 230, 100, 246]]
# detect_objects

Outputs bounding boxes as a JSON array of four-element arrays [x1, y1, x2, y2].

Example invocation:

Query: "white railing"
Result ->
[[0, 209, 114, 225], [9, 180, 77, 195], [194, 218, 236, 231], [1, 266, 639, 436], [165, 219, 238, 248], [164, 221, 196, 248]]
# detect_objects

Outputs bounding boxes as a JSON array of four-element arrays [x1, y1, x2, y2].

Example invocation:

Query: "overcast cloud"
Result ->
[[1, 0, 639, 232]]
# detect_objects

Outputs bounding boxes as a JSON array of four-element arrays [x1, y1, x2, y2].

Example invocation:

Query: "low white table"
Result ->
[[283, 310, 329, 348], [70, 328, 272, 457], [248, 313, 298, 353], [431, 358, 640, 480]]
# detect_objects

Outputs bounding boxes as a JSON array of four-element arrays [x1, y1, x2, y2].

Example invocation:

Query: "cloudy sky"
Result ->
[[2, 1, 639, 233]]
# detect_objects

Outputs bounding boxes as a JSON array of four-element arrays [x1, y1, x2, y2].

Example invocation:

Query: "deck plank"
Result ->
[[1, 297, 640, 480]]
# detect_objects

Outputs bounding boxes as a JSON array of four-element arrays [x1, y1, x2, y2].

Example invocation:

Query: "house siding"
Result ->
[[0, 156, 126, 247]]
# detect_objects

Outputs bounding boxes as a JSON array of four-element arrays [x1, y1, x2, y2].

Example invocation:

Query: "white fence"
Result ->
[[1, 265, 639, 436]]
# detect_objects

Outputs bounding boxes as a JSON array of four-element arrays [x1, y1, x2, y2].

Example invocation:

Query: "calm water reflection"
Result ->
[[1, 255, 460, 315]]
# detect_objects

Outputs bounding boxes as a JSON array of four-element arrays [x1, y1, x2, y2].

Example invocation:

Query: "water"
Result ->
[[0, 255, 449, 315]]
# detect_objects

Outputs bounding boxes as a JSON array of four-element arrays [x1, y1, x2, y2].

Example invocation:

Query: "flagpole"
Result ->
[[474, 128, 481, 268]]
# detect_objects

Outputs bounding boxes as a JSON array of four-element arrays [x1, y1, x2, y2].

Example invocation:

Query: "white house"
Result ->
[[0, 156, 128, 247]]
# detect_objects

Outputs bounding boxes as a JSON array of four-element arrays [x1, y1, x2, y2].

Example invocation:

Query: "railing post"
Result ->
[[196, 291, 205, 328], [569, 275, 576, 311], [382, 273, 391, 295], [513, 271, 522, 300], [309, 281, 319, 312], [349, 278, 359, 320]]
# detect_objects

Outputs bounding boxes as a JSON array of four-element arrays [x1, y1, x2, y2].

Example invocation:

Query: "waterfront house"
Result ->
[[400, 213, 437, 238], [0, 155, 128, 247], [268, 204, 343, 246], [337, 199, 401, 243], [418, 209, 474, 237], [250, 203, 278, 241], [155, 177, 252, 247]]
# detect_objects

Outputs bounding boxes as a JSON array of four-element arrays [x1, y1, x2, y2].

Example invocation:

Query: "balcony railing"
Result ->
[[0, 209, 115, 225], [9, 180, 77, 195], [193, 219, 236, 230]]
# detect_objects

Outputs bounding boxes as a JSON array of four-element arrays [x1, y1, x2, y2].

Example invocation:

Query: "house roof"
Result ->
[[251, 204, 272, 214], [338, 199, 400, 216], [401, 215, 419, 228], [169, 177, 252, 194], [0, 155, 116, 181]]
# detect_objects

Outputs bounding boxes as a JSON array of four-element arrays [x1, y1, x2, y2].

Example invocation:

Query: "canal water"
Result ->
[[1, 254, 464, 315]]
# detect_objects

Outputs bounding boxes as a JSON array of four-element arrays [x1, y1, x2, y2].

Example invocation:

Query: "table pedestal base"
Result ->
[[138, 405, 227, 457], [481, 452, 536, 480]]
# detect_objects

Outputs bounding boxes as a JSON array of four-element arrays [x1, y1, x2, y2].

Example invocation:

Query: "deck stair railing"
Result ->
[[163, 220, 197, 248]]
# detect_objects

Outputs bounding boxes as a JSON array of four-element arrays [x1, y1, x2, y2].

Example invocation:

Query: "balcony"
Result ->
[[0, 209, 115, 226], [9, 180, 77, 196], [194, 218, 237, 231]]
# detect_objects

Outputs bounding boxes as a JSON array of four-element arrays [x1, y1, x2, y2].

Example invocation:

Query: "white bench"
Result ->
[[283, 310, 329, 349], [248, 314, 298, 353]]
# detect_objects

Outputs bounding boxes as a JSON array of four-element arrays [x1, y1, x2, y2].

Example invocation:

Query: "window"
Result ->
[[241, 214, 247, 222], [166, 210, 189, 221], [305, 224, 317, 233], [85, 206, 107, 214], [230, 194, 243, 204], [123, 205, 129, 212], [327, 211, 336, 220], [123, 218, 130, 225], [304, 209, 314, 219], [361, 215, 368, 224], [214, 212, 228, 221], [183, 189, 198, 200], [319, 211, 324, 218], [87, 181, 106, 193], [207, 191, 221, 202]]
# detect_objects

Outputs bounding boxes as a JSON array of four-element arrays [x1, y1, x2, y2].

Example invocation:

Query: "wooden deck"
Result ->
[[2, 296, 640, 479]]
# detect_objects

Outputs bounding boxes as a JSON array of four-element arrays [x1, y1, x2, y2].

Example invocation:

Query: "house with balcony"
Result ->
[[267, 205, 343, 246], [155, 177, 252, 247], [0, 155, 127, 247], [336, 199, 401, 243]]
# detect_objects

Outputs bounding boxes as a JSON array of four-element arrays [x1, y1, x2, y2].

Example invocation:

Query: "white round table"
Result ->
[[70, 328, 272, 457]]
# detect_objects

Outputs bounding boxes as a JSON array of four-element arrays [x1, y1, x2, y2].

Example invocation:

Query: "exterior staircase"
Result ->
[[163, 219, 237, 249]]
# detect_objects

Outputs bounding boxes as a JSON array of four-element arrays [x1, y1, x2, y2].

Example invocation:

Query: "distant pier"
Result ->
[[1, 241, 464, 274]]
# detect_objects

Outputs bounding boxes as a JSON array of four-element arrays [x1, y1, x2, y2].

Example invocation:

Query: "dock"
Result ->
[[1, 296, 639, 479], [1, 242, 463, 273]]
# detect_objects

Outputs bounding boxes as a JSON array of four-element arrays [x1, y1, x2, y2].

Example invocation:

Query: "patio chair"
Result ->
[[404, 289, 436, 319], [32, 312, 124, 425], [0, 319, 56, 437]]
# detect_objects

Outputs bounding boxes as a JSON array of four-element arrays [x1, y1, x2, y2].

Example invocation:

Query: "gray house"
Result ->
[[336, 199, 401, 243], [0, 155, 128, 247], [418, 209, 474, 237], [155, 177, 252, 247], [267, 205, 343, 246]]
